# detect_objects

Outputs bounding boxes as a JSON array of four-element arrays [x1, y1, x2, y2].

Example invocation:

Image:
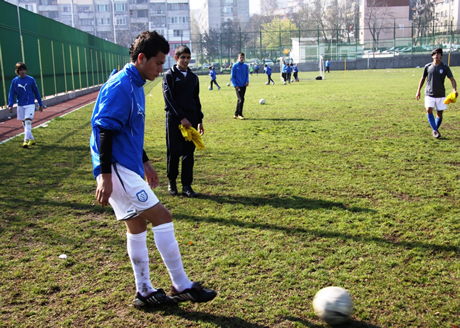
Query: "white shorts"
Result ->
[[96, 163, 159, 221], [17, 104, 35, 121], [425, 96, 447, 111]]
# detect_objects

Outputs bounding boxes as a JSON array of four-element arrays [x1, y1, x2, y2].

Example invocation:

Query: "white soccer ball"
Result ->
[[313, 287, 353, 325], [208, 86, 212, 90], [227, 83, 230, 86], [259, 99, 265, 105], [265, 82, 269, 85], [291, 79, 294, 82], [283, 81, 286, 85]]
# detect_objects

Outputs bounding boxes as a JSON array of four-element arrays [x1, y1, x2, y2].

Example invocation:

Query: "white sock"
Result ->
[[127, 231, 155, 296], [152, 222, 192, 292], [24, 120, 33, 141]]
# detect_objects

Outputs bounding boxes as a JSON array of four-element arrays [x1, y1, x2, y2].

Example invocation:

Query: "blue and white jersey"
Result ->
[[286, 65, 292, 74], [265, 66, 272, 75], [209, 69, 217, 80], [293, 66, 299, 73], [282, 64, 287, 73], [90, 63, 146, 179], [8, 75, 43, 107], [231, 62, 249, 87]]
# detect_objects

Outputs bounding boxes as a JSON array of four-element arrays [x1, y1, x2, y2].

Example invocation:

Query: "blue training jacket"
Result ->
[[90, 63, 146, 179], [265, 66, 272, 75], [209, 69, 217, 80], [8, 75, 43, 107], [231, 62, 249, 87]]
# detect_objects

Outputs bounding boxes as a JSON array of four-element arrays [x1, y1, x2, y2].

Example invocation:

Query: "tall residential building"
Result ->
[[7, 0, 191, 65], [198, 0, 250, 34]]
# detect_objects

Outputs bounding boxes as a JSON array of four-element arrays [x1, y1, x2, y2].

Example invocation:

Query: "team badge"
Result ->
[[136, 190, 148, 202], [440, 69, 444, 74]]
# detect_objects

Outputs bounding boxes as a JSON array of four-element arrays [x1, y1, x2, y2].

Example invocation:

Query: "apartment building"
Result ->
[[198, 0, 249, 34], [7, 0, 191, 64]]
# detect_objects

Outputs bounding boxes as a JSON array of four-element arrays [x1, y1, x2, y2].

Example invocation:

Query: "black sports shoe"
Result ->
[[171, 282, 217, 303], [182, 186, 198, 198], [133, 289, 176, 308], [168, 181, 178, 195]]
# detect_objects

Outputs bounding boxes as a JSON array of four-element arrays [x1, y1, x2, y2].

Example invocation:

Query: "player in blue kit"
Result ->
[[90, 31, 216, 308], [415, 48, 457, 138], [208, 66, 221, 90], [264, 64, 275, 85], [231, 52, 249, 120], [8, 62, 44, 148]]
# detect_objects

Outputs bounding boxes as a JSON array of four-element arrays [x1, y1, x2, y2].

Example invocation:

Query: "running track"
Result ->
[[0, 92, 98, 143]]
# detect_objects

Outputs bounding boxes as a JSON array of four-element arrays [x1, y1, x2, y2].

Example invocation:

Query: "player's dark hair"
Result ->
[[175, 45, 191, 57], [239, 52, 245, 57], [432, 48, 443, 56], [129, 31, 169, 62], [15, 62, 27, 75]]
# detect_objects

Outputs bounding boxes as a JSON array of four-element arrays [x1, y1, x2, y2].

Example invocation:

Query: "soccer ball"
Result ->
[[265, 82, 269, 85], [227, 83, 230, 86], [313, 287, 353, 325], [259, 99, 265, 105], [291, 79, 294, 82], [283, 81, 286, 85], [208, 86, 212, 90]]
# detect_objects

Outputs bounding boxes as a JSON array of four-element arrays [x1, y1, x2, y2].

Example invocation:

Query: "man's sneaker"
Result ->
[[433, 130, 441, 139], [238, 115, 245, 120], [171, 282, 217, 303], [168, 181, 178, 196], [218, 86, 221, 90], [182, 186, 198, 198], [28, 139, 36, 146], [22, 141, 29, 148], [272, 82, 275, 85], [233, 115, 238, 119], [133, 289, 176, 308]]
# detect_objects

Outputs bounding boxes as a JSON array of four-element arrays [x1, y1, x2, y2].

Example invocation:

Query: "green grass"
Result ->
[[1, 68, 460, 327]]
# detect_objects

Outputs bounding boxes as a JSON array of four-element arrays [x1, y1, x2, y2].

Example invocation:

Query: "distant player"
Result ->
[[254, 63, 259, 75], [90, 31, 216, 308], [8, 62, 44, 148], [415, 47, 457, 138], [286, 63, 292, 84], [208, 66, 221, 90], [292, 64, 299, 82], [264, 64, 275, 85], [231, 52, 249, 120], [325, 59, 330, 73], [281, 61, 287, 82]]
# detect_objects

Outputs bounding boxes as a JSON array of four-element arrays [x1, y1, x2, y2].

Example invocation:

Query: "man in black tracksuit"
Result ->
[[163, 45, 204, 197]]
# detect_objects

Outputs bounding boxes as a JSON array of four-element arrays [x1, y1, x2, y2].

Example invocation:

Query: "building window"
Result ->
[[137, 9, 148, 17], [80, 19, 94, 26], [98, 18, 111, 25], [97, 5, 109, 12], [225, 0, 233, 3], [114, 3, 127, 11], [173, 30, 183, 37], [167, 3, 188, 10], [78, 5, 92, 13], [115, 16, 126, 25], [61, 6, 70, 12], [223, 6, 233, 13]]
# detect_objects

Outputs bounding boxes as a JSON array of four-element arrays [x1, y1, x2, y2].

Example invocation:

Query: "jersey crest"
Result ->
[[136, 190, 148, 202]]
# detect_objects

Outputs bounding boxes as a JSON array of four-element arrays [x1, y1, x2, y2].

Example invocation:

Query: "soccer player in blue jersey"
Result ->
[[286, 63, 292, 84], [292, 63, 299, 82], [264, 64, 275, 85], [416, 48, 457, 138], [208, 66, 221, 90], [281, 60, 287, 83], [90, 31, 216, 308], [231, 52, 249, 119], [8, 62, 44, 148]]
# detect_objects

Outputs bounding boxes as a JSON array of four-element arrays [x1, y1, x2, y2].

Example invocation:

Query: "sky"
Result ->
[[189, 0, 260, 15]]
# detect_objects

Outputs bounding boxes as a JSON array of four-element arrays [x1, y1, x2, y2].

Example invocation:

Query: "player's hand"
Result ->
[[8, 107, 13, 113], [415, 92, 420, 101], [96, 174, 112, 207], [38, 106, 44, 112], [246, 82, 249, 87], [181, 118, 192, 128], [235, 87, 240, 91], [144, 161, 159, 189], [198, 123, 204, 136]]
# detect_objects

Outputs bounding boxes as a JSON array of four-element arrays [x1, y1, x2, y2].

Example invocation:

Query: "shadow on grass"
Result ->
[[283, 316, 382, 328], [174, 211, 460, 255], [199, 194, 376, 213], [244, 118, 318, 122]]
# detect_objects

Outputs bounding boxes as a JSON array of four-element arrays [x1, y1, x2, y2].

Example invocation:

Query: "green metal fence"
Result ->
[[190, 23, 460, 68], [0, 0, 129, 108]]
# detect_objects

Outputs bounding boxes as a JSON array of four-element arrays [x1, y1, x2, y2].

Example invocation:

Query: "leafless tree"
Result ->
[[364, 0, 394, 53], [411, 0, 435, 44]]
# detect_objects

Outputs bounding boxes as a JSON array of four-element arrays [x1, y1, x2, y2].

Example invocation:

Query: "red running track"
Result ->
[[0, 92, 98, 143]]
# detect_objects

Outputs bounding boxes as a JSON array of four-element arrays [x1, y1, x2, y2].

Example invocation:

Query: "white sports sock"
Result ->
[[24, 120, 33, 141], [127, 231, 155, 296], [152, 222, 192, 292]]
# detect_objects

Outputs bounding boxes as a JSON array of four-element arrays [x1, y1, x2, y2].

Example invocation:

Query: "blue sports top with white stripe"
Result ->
[[90, 63, 146, 179]]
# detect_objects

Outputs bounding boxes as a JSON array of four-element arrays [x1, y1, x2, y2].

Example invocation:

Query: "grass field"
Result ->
[[1, 67, 460, 327]]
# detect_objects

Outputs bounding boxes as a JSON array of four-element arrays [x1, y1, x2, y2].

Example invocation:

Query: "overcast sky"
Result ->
[[189, 0, 260, 15]]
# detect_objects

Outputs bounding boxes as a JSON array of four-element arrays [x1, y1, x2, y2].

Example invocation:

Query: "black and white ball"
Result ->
[[313, 286, 353, 325], [227, 83, 230, 86], [259, 99, 265, 105], [265, 81, 269, 85], [208, 86, 212, 90]]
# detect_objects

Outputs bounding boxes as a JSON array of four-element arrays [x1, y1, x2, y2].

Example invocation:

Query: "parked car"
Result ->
[[248, 58, 260, 64], [263, 59, 275, 66], [211, 62, 221, 70]]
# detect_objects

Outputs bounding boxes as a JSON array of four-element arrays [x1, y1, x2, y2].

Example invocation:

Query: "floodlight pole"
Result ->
[[16, 2, 25, 62]]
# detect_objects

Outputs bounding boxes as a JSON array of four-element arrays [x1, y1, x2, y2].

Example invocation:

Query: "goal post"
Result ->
[[319, 55, 325, 80]]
